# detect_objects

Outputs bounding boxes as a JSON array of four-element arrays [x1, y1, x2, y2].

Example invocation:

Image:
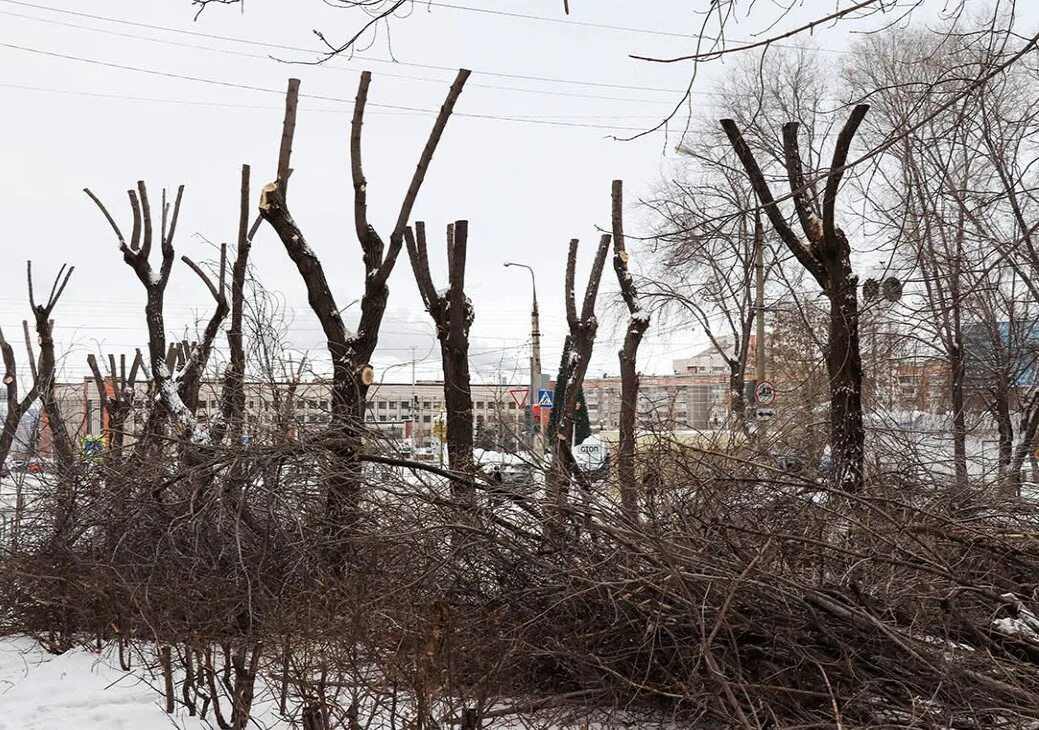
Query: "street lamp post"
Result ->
[[504, 262, 541, 450]]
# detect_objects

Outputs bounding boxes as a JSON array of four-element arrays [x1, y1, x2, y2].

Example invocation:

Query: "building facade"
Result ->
[[50, 377, 529, 449]]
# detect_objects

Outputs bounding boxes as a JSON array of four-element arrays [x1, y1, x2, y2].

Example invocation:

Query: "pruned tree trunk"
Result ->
[[86, 350, 144, 453], [259, 70, 468, 548], [611, 180, 649, 522], [0, 263, 75, 469], [547, 234, 611, 536], [215, 164, 259, 447], [86, 182, 222, 476], [405, 221, 475, 485], [722, 104, 869, 493]]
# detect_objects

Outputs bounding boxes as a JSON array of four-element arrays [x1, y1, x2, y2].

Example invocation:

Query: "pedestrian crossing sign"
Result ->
[[537, 389, 554, 408]]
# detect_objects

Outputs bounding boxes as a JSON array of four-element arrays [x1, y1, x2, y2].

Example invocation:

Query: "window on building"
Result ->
[[423, 401, 431, 409], [309, 399, 319, 409], [248, 400, 255, 410], [476, 401, 485, 409], [401, 401, 410, 409], [378, 400, 387, 409], [423, 415, 431, 424]]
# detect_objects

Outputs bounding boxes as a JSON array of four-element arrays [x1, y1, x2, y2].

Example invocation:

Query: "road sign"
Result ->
[[755, 380, 776, 407], [509, 388, 528, 408], [573, 434, 607, 471], [81, 435, 106, 461], [537, 389, 554, 408], [756, 407, 775, 420]]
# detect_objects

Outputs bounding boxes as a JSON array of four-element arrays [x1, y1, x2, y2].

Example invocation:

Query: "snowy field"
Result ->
[[0, 637, 197, 730], [0, 637, 294, 730]]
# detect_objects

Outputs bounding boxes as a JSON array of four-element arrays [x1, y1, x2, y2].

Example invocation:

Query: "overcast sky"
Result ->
[[1, 0, 1033, 386]]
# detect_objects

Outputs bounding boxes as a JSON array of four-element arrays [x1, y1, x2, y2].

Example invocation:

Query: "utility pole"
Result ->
[[411, 345, 417, 445], [755, 212, 766, 386], [504, 262, 541, 452]]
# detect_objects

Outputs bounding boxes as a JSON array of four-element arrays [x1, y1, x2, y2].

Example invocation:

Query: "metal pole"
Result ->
[[505, 262, 541, 452], [755, 214, 766, 385], [411, 345, 417, 445]]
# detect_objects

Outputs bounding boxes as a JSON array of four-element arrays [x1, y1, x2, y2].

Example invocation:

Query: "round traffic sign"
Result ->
[[755, 380, 776, 407]]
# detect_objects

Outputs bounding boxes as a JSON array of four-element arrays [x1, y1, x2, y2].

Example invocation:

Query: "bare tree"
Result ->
[[258, 70, 468, 540], [547, 234, 611, 533], [0, 263, 75, 469], [85, 182, 222, 462], [405, 220, 475, 482], [85, 350, 144, 453], [610, 180, 648, 521], [722, 105, 870, 492]]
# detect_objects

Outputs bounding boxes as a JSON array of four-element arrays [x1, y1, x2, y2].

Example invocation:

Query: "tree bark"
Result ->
[[611, 180, 649, 522]]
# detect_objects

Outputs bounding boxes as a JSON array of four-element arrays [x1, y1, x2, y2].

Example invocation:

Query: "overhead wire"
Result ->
[[0, 8, 688, 107], [0, 0, 695, 94], [0, 40, 662, 132]]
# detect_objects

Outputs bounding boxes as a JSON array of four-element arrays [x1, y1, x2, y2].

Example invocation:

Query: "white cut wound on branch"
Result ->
[[258, 181, 277, 212], [806, 213, 824, 241]]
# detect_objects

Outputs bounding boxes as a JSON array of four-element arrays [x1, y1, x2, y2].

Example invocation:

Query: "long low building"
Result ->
[[48, 377, 531, 450]]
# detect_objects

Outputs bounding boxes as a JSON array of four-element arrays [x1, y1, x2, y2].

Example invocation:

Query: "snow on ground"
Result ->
[[0, 637, 192, 730], [0, 637, 287, 730]]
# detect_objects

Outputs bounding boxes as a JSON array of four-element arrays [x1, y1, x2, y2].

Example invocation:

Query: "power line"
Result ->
[[0, 0, 701, 94], [0, 41, 660, 132], [422, 1, 705, 40], [412, 0, 841, 53], [0, 81, 675, 120], [0, 8, 685, 107]]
